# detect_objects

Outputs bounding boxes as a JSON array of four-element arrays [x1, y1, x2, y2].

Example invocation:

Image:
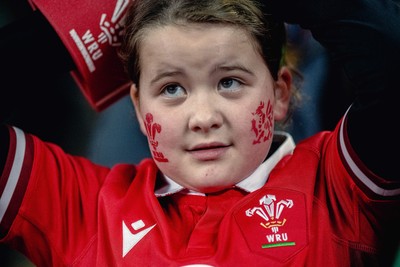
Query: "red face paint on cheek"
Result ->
[[250, 101, 273, 145], [144, 113, 169, 162]]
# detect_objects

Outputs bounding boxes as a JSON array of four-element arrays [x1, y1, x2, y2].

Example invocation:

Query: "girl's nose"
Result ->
[[188, 96, 223, 133]]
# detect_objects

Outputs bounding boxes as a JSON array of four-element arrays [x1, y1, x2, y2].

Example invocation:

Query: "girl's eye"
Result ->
[[161, 84, 186, 98], [218, 78, 241, 92]]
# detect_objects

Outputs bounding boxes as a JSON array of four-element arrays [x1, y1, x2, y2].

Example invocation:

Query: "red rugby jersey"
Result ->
[[1, 117, 399, 266]]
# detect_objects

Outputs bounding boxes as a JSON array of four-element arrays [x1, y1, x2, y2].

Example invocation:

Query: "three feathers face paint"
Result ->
[[251, 101, 273, 145], [144, 113, 169, 162]]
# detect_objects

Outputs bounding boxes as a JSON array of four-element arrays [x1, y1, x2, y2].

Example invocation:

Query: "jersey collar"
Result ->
[[155, 131, 295, 197]]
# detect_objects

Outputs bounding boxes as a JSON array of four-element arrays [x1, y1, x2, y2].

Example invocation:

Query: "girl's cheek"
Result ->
[[250, 100, 274, 145], [143, 112, 169, 162]]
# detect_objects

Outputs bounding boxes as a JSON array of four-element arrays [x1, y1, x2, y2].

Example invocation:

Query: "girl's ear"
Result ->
[[130, 84, 148, 136], [273, 66, 292, 121]]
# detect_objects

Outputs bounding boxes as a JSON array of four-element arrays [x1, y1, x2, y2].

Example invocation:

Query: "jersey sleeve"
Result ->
[[337, 112, 400, 199], [321, 113, 400, 264], [27, 0, 133, 111], [0, 126, 110, 266]]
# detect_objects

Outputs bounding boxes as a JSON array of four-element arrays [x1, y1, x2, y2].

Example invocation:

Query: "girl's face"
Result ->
[[131, 23, 291, 193]]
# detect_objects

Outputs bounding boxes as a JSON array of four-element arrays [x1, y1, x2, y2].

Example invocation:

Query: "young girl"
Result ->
[[1, 0, 399, 266]]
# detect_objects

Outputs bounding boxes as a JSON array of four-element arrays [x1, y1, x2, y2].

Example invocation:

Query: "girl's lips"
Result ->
[[187, 143, 230, 161]]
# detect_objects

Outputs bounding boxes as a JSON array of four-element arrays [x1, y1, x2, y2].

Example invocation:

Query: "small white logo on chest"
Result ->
[[122, 219, 156, 257]]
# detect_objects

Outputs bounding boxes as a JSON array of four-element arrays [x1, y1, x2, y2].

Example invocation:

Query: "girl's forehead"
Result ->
[[137, 23, 271, 86], [139, 24, 260, 65]]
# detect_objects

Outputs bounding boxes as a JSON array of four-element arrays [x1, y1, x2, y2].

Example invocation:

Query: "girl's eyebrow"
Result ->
[[213, 64, 255, 76], [150, 64, 254, 85], [150, 70, 182, 85]]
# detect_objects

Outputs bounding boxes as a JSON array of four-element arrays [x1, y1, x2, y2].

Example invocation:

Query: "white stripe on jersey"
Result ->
[[0, 127, 26, 222], [339, 114, 400, 197]]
